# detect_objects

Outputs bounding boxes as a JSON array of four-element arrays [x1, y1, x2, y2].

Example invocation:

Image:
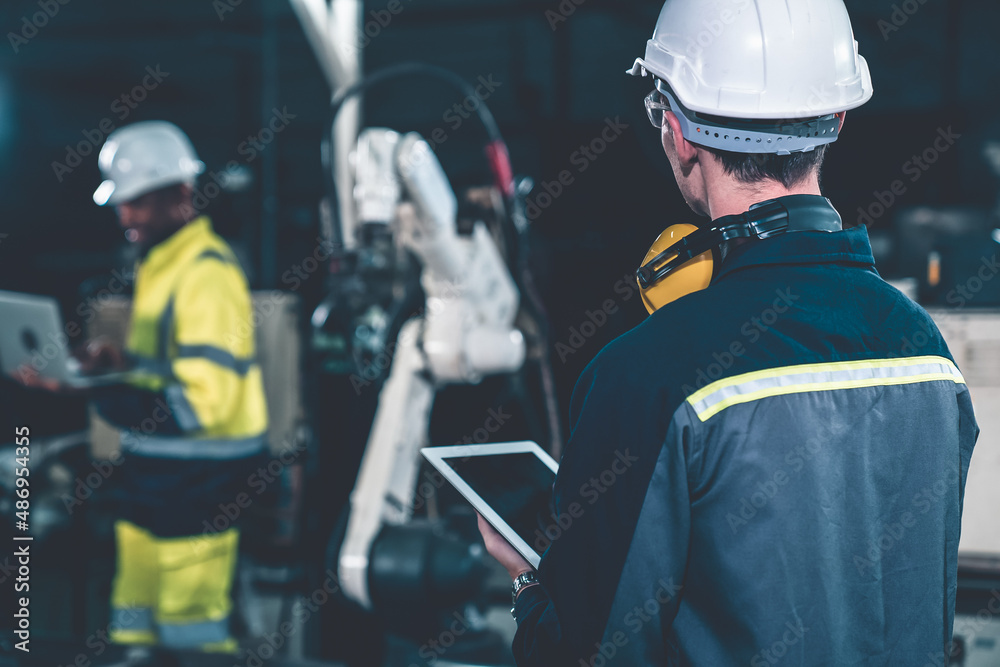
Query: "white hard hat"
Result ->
[[628, 0, 874, 154], [93, 121, 204, 206]]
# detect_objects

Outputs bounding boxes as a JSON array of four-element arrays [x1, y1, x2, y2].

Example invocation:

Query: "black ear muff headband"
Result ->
[[636, 194, 843, 313]]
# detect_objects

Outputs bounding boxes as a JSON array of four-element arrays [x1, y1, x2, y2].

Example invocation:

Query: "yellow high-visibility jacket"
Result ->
[[120, 217, 267, 459]]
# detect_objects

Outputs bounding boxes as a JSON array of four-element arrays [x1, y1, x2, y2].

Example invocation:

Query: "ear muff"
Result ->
[[637, 223, 714, 314]]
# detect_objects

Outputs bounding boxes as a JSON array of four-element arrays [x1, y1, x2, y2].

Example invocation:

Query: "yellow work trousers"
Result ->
[[109, 520, 239, 653]]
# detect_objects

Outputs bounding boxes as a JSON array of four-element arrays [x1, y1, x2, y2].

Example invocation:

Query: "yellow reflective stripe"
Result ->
[[698, 373, 960, 422], [686, 356, 961, 405], [688, 356, 965, 422]]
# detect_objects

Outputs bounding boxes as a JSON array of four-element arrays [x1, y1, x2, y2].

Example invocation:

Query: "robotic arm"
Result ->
[[338, 129, 525, 610]]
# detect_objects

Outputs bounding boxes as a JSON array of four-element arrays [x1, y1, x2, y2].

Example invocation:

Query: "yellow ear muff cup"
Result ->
[[638, 223, 714, 314]]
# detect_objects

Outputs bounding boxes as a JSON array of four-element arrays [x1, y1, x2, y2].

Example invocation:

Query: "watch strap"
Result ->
[[510, 571, 540, 616]]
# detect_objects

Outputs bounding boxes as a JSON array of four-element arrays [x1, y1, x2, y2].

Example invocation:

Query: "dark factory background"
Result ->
[[0, 0, 998, 666], [3, 0, 1000, 433]]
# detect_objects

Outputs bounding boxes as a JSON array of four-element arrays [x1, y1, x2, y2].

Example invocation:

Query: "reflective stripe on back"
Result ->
[[687, 356, 965, 422]]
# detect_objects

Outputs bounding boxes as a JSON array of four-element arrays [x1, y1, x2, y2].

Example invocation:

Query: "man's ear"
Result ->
[[662, 111, 698, 166], [837, 111, 847, 133]]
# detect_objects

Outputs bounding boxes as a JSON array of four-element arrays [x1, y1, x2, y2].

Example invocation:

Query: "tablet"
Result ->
[[421, 441, 559, 568]]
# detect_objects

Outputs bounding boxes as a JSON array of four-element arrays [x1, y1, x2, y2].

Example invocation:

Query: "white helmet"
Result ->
[[628, 0, 873, 155], [93, 121, 204, 206]]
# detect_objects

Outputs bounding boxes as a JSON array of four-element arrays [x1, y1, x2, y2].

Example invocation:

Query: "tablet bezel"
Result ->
[[421, 441, 558, 569]]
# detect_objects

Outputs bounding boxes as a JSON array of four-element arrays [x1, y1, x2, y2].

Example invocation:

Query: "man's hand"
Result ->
[[74, 336, 127, 374], [10, 364, 79, 394], [8, 336, 125, 394], [477, 513, 533, 580]]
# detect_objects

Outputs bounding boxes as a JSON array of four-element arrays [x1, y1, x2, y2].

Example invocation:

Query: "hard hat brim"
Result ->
[[627, 55, 874, 121], [93, 173, 200, 207], [93, 180, 116, 206]]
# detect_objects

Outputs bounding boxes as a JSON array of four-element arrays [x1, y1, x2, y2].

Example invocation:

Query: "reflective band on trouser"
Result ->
[[687, 356, 966, 422], [121, 432, 267, 459], [158, 618, 230, 648], [110, 520, 158, 646], [157, 528, 239, 651], [112, 606, 154, 630]]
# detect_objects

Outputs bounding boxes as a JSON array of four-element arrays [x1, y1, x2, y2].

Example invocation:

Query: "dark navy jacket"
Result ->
[[512, 223, 979, 665]]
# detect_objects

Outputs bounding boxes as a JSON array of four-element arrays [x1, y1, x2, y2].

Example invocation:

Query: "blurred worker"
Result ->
[[481, 0, 978, 664], [86, 121, 267, 652]]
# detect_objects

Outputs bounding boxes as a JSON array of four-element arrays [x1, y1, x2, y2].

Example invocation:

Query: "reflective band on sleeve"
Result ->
[[165, 384, 201, 431], [687, 356, 965, 422], [176, 345, 257, 375], [111, 606, 154, 632], [121, 433, 267, 459], [158, 617, 230, 648]]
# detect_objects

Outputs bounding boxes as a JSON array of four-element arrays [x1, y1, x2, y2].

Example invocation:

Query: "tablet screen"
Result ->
[[444, 452, 556, 550]]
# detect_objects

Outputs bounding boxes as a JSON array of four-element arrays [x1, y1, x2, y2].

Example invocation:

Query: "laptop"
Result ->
[[422, 441, 559, 568], [0, 290, 133, 388]]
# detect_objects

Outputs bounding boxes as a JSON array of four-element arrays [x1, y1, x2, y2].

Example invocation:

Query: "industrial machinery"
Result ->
[[281, 11, 558, 662], [301, 64, 560, 666], [335, 127, 526, 611]]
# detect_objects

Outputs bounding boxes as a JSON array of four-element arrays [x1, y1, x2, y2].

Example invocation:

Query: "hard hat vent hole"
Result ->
[[714, 133, 719, 138]]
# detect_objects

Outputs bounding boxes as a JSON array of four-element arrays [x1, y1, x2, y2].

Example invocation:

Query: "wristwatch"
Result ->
[[510, 570, 540, 616]]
